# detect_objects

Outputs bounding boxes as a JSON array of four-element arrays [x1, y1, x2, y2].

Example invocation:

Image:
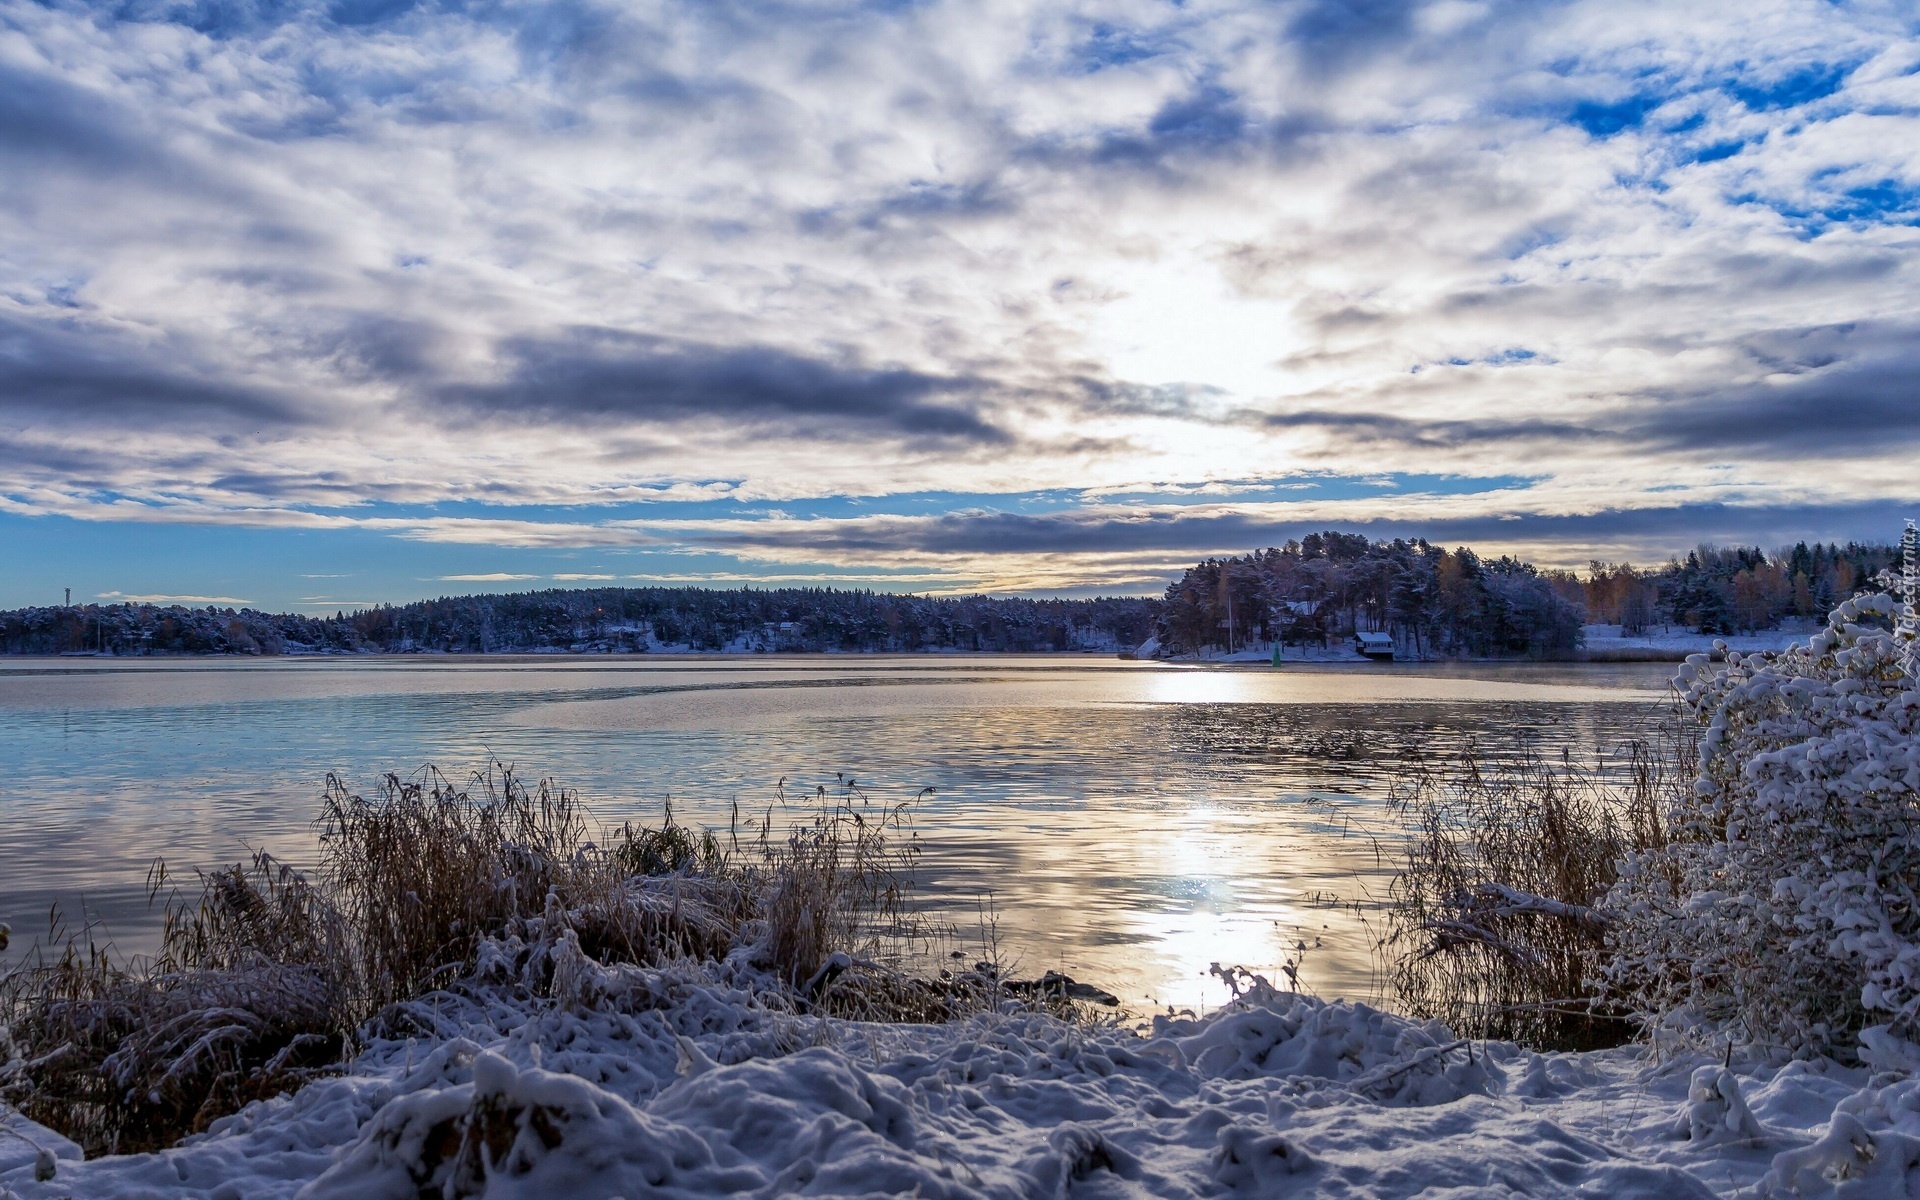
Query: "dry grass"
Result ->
[[753, 777, 924, 989], [0, 885, 343, 1156], [1383, 739, 1680, 1049], [0, 763, 937, 1155]]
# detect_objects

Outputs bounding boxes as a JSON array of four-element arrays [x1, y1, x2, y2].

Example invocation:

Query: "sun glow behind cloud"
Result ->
[[1, 0, 1917, 608], [1083, 253, 1307, 399]]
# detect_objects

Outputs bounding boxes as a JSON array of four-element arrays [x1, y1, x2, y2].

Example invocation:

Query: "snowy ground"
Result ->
[[3, 962, 1904, 1199], [1579, 624, 1814, 662]]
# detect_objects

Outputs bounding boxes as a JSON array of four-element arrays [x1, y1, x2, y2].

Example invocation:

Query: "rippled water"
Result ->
[[0, 655, 1676, 1008]]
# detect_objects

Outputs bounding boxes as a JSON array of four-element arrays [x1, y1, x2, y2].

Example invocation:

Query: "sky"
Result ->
[[1, 0, 1918, 612]]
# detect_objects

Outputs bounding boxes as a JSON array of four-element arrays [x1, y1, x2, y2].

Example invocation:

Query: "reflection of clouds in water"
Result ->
[[0, 659, 1674, 1005], [519, 663, 1665, 730]]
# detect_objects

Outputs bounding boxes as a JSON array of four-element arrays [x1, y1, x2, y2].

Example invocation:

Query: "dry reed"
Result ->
[[1383, 739, 1680, 1049]]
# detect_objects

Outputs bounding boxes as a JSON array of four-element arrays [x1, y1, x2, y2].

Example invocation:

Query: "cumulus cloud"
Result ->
[[1, 0, 1917, 594]]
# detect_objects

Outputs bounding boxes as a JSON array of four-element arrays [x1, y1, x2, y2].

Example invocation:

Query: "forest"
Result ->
[[1, 534, 1896, 658], [1156, 532, 1583, 658], [1577, 540, 1897, 634], [1152, 533, 1899, 657], [0, 587, 1157, 656]]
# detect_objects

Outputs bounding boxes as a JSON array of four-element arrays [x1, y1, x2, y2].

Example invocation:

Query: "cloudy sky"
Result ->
[[2, 0, 1917, 610]]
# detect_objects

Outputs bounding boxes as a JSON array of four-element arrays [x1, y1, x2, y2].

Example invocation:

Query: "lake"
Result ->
[[0, 655, 1677, 1009]]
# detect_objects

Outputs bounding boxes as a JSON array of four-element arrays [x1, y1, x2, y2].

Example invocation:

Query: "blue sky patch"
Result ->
[[1822, 179, 1920, 225], [1733, 177, 1920, 236], [1688, 139, 1746, 164], [1145, 83, 1250, 147], [1568, 93, 1664, 138], [1075, 22, 1168, 72], [1725, 61, 1852, 112]]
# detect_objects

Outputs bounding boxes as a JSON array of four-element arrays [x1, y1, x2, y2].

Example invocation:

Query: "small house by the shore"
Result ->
[[1353, 630, 1395, 660]]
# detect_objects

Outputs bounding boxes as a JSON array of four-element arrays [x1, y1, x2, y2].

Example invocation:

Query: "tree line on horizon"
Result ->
[[0, 533, 1899, 657], [0, 586, 1158, 656]]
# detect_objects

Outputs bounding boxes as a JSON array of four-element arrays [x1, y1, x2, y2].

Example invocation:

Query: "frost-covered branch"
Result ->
[[1457, 884, 1615, 929]]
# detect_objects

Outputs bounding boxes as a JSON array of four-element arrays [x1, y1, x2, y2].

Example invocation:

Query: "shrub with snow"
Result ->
[[1602, 593, 1920, 1060]]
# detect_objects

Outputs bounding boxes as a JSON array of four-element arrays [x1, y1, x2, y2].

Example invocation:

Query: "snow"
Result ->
[[0, 1113, 76, 1184], [1581, 624, 1808, 661], [4, 959, 1909, 1199]]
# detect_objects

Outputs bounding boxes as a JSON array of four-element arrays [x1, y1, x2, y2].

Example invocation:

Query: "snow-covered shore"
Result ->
[[1153, 624, 1813, 665], [1, 963, 1902, 1199], [1578, 623, 1813, 662]]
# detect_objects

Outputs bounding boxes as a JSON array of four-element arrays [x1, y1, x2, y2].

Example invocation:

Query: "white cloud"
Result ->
[[626, 571, 970, 585], [96, 591, 253, 606], [436, 573, 540, 582]]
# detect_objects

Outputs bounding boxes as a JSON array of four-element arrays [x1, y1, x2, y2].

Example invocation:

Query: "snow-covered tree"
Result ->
[[1602, 593, 1920, 1059]]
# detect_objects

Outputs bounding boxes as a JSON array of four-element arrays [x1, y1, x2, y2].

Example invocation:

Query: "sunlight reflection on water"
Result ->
[[0, 655, 1675, 1010]]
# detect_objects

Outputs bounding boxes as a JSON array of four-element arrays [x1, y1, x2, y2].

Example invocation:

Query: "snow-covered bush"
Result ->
[[1601, 594, 1920, 1059]]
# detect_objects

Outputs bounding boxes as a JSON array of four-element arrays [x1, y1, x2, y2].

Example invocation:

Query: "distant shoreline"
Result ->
[[3, 618, 1804, 665]]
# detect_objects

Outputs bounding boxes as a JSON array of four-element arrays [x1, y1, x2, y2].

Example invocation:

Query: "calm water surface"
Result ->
[[0, 655, 1676, 1008]]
